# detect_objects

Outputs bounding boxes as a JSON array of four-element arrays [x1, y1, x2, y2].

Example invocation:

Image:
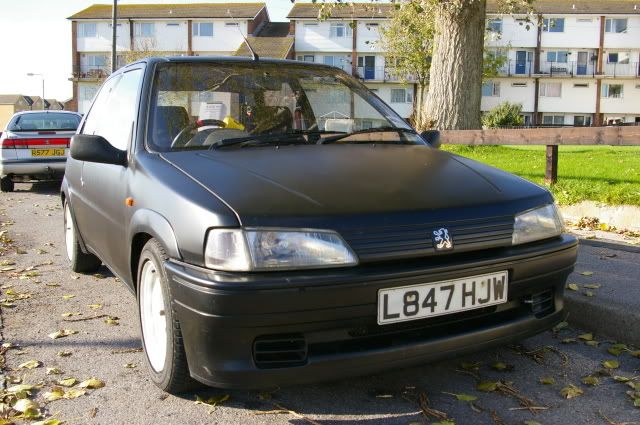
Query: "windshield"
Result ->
[[148, 62, 423, 151], [8, 112, 80, 132]]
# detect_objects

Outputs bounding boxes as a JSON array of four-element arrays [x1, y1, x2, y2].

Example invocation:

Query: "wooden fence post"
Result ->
[[545, 145, 558, 185]]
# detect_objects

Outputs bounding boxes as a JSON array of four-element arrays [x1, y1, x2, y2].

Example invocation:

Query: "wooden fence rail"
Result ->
[[440, 126, 640, 184]]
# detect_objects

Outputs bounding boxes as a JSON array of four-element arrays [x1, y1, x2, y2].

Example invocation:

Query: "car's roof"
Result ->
[[121, 56, 339, 73], [13, 110, 81, 116]]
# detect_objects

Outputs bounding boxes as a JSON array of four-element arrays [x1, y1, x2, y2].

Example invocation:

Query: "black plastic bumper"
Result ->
[[165, 235, 578, 389]]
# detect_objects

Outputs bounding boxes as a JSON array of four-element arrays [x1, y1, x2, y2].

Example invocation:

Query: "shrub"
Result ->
[[482, 102, 524, 128]]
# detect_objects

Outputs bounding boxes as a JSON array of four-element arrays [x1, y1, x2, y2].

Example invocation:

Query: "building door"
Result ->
[[364, 56, 375, 80], [577, 52, 588, 75], [515, 51, 528, 75]]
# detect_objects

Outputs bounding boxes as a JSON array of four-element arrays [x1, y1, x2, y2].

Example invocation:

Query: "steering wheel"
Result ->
[[171, 119, 226, 148]]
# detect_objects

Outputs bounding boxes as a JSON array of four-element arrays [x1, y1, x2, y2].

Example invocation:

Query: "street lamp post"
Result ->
[[26, 73, 45, 110], [112, 0, 118, 72]]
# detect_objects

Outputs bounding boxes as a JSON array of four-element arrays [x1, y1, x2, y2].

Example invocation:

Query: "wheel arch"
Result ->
[[129, 209, 181, 292]]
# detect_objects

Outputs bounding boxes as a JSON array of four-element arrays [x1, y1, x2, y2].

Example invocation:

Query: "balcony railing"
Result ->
[[356, 66, 416, 82], [78, 65, 110, 79], [539, 61, 597, 77], [495, 60, 534, 77], [602, 62, 640, 77]]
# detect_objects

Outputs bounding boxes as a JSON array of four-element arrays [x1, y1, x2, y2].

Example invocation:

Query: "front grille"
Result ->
[[253, 334, 307, 369], [339, 216, 514, 262]]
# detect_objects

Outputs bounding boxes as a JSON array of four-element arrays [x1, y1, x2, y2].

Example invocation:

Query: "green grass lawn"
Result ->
[[442, 145, 640, 206]]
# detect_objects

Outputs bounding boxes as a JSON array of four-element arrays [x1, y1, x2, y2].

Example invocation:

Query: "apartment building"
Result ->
[[67, 3, 271, 113], [287, 3, 414, 119], [484, 0, 640, 126]]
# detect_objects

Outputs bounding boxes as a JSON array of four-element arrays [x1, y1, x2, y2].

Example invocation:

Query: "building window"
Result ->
[[543, 115, 564, 125], [81, 86, 98, 101], [605, 18, 628, 33], [486, 18, 503, 33], [225, 23, 239, 28], [511, 82, 527, 87], [365, 23, 379, 30], [193, 22, 213, 37], [546, 51, 569, 63], [330, 23, 352, 38], [481, 81, 500, 97], [391, 88, 410, 103], [323, 56, 335, 66], [540, 82, 562, 97], [543, 18, 565, 32], [303, 55, 315, 63], [78, 23, 97, 38], [574, 83, 589, 88], [607, 52, 630, 64], [574, 116, 592, 126], [134, 22, 154, 37], [602, 84, 624, 98], [166, 23, 179, 27]]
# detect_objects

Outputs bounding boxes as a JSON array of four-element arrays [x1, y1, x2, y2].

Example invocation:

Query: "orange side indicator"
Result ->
[[125, 197, 134, 207]]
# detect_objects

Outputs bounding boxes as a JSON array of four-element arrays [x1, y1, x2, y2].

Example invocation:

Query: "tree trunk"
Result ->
[[413, 83, 426, 130], [424, 0, 486, 130]]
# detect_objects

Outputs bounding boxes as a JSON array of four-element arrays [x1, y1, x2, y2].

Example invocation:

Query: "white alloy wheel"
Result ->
[[64, 203, 75, 262], [140, 259, 168, 372]]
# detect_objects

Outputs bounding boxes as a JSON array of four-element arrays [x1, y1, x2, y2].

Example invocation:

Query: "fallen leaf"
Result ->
[[585, 340, 600, 347], [562, 338, 577, 344], [539, 376, 555, 385], [48, 329, 78, 340], [567, 283, 579, 291], [12, 398, 40, 416], [7, 384, 36, 394], [93, 273, 106, 279], [58, 378, 77, 387], [62, 295, 75, 300], [46, 367, 63, 375], [87, 304, 102, 309], [584, 291, 594, 297], [524, 422, 542, 425], [614, 376, 632, 382], [560, 384, 583, 399], [56, 351, 72, 357], [32, 419, 62, 425], [43, 387, 65, 402], [580, 271, 594, 276], [63, 388, 86, 399], [553, 321, 569, 332], [491, 362, 512, 372], [582, 375, 599, 386], [61, 312, 81, 318], [104, 317, 119, 326], [583, 284, 601, 289], [460, 361, 481, 371], [18, 360, 42, 369], [78, 378, 105, 389], [602, 360, 620, 369], [477, 381, 498, 392], [578, 333, 593, 341], [45, 283, 60, 287], [195, 394, 230, 411], [123, 363, 136, 369], [444, 392, 477, 402]]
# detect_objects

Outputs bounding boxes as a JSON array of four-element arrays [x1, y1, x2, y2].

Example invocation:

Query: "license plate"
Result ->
[[377, 271, 508, 325], [31, 148, 65, 157]]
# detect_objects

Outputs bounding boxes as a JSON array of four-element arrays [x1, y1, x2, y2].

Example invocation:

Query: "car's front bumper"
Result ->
[[0, 158, 66, 179], [165, 234, 578, 389]]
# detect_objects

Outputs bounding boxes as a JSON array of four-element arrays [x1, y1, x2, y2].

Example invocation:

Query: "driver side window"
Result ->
[[82, 69, 143, 151]]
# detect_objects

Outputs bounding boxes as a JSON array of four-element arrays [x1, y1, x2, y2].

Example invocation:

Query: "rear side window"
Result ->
[[8, 113, 80, 131], [82, 69, 143, 151]]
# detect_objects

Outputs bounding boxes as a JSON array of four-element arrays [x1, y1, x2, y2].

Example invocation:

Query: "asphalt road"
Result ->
[[0, 182, 639, 425]]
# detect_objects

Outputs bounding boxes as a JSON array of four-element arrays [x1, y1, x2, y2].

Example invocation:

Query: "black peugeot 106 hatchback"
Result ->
[[62, 57, 578, 393]]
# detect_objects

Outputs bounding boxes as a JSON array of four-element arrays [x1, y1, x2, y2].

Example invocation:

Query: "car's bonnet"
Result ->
[[161, 145, 551, 227]]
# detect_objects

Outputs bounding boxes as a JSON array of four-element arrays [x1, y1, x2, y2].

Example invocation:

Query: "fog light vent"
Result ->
[[525, 290, 554, 318], [253, 334, 307, 369]]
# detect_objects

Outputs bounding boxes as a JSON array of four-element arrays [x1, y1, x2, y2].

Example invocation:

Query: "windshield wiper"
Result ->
[[318, 127, 417, 144], [210, 132, 311, 150]]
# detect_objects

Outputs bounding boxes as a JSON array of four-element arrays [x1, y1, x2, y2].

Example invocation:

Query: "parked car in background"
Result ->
[[0, 110, 81, 192], [62, 57, 578, 394]]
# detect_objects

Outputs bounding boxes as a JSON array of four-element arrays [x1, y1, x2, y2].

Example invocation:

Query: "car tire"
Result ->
[[63, 200, 102, 273], [138, 238, 197, 394], [0, 176, 14, 192]]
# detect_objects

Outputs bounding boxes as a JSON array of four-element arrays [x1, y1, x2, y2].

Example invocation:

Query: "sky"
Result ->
[[0, 0, 299, 101]]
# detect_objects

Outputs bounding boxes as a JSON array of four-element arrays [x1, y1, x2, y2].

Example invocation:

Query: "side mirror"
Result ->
[[420, 130, 441, 149], [70, 134, 127, 166]]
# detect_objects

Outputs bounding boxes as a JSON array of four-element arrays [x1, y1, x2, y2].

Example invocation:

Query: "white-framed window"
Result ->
[[542, 115, 564, 125], [481, 81, 500, 97], [78, 23, 97, 38], [605, 18, 628, 33], [540, 82, 562, 97], [607, 52, 630, 64], [486, 18, 503, 33], [330, 23, 352, 38], [543, 18, 565, 32], [134, 22, 154, 37], [546, 51, 569, 63], [193, 22, 214, 37], [602, 84, 624, 99], [390, 88, 411, 103], [302, 55, 315, 63]]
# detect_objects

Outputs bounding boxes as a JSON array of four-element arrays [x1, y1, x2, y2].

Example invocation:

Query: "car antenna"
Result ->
[[227, 9, 259, 61]]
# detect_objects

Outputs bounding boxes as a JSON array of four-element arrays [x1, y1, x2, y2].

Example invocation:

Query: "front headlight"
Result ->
[[204, 228, 358, 271], [512, 204, 564, 245]]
